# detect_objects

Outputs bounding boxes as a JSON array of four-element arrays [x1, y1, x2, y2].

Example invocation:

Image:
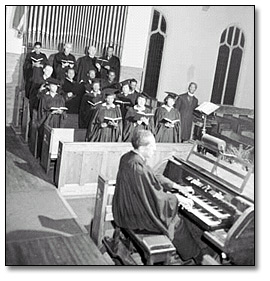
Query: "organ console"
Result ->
[[163, 134, 254, 265]]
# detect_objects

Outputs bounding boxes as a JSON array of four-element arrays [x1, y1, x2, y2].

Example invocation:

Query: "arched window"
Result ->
[[211, 25, 245, 105], [142, 9, 166, 98]]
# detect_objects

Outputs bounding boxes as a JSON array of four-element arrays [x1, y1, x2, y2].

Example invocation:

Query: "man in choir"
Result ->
[[86, 89, 122, 142], [154, 92, 181, 143], [115, 80, 137, 119], [101, 70, 120, 90], [174, 82, 199, 142], [123, 92, 154, 142], [76, 46, 99, 83], [79, 79, 104, 129], [129, 78, 139, 95], [62, 68, 84, 115], [112, 129, 206, 264], [23, 41, 48, 99], [28, 64, 53, 120], [99, 45, 121, 82], [53, 42, 76, 82]]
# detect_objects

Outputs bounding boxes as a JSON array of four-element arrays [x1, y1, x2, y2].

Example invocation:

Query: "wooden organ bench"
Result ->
[[91, 175, 176, 265]]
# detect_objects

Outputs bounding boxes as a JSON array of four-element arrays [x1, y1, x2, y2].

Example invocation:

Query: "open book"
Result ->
[[87, 100, 102, 107], [115, 100, 131, 105], [61, 59, 75, 66], [163, 117, 180, 124], [50, 107, 68, 111], [195, 102, 220, 116], [96, 58, 109, 66], [31, 57, 44, 62], [103, 116, 122, 123]]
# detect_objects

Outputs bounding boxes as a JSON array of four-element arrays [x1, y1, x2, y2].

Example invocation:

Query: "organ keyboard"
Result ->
[[163, 136, 254, 264]]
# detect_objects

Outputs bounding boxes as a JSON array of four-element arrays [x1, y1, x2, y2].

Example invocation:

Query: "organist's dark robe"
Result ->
[[79, 90, 104, 129], [174, 93, 198, 141], [112, 151, 200, 260], [154, 105, 181, 143], [123, 106, 154, 142], [86, 103, 122, 142]]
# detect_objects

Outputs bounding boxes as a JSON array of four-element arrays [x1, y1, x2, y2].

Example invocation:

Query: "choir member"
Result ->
[[98, 45, 121, 82], [100, 70, 120, 90], [23, 41, 48, 98], [80, 68, 97, 88], [86, 89, 122, 142], [62, 68, 84, 114], [28, 64, 53, 120], [174, 82, 198, 142], [123, 93, 154, 142], [53, 43, 76, 82], [79, 79, 104, 129], [115, 80, 137, 119], [154, 92, 181, 143], [36, 78, 67, 158], [112, 129, 206, 264], [76, 46, 99, 83], [37, 78, 67, 128], [129, 78, 139, 95]]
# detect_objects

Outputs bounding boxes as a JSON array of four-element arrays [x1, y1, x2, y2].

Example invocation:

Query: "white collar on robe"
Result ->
[[188, 92, 195, 97], [161, 104, 173, 112], [132, 149, 146, 162], [65, 77, 74, 83], [102, 102, 115, 109]]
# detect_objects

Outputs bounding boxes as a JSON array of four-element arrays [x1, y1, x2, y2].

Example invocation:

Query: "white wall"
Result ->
[[6, 6, 24, 55], [121, 6, 152, 68], [154, 6, 254, 109]]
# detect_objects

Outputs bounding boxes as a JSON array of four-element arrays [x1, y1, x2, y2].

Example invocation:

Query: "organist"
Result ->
[[112, 129, 211, 264]]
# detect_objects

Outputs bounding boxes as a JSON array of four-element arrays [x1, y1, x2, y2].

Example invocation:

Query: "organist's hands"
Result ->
[[175, 194, 194, 211], [172, 183, 194, 196]]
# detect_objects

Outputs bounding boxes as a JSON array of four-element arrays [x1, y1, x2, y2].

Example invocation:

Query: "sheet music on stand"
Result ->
[[195, 102, 220, 116]]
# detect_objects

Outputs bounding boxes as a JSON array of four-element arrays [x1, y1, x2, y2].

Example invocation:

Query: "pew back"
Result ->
[[55, 142, 193, 196]]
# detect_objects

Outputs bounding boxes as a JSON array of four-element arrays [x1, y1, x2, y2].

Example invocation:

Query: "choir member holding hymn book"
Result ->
[[86, 89, 122, 142], [123, 92, 154, 142], [79, 79, 104, 129], [154, 92, 181, 143]]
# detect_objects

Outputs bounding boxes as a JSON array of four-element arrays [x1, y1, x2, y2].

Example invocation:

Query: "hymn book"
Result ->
[[31, 57, 44, 63], [162, 117, 180, 124], [96, 58, 109, 66], [114, 100, 131, 105], [50, 107, 68, 111], [103, 116, 122, 123], [87, 100, 102, 107]]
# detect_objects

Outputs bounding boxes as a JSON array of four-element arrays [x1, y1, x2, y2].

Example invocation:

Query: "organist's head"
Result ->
[[131, 130, 156, 159]]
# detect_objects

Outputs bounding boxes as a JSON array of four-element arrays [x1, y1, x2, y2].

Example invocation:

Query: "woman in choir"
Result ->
[[123, 93, 154, 142], [154, 92, 181, 143], [86, 89, 122, 142], [78, 79, 104, 129], [115, 80, 137, 119], [37, 78, 67, 128]]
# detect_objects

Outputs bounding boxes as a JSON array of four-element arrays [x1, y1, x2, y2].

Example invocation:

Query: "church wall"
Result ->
[[154, 6, 254, 109]]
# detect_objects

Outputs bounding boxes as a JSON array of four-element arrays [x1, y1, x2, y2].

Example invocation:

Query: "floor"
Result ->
[[5, 126, 113, 265]]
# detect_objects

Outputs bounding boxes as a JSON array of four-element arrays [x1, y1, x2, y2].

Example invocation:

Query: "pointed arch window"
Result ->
[[211, 25, 245, 105], [143, 9, 166, 98]]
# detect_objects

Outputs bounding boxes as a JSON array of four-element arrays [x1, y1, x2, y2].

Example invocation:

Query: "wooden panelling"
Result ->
[[55, 142, 193, 196]]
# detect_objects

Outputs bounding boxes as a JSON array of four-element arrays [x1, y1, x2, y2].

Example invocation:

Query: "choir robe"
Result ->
[[154, 105, 181, 143], [174, 93, 198, 141], [23, 51, 48, 98], [100, 55, 121, 82], [53, 52, 76, 82], [76, 55, 99, 82], [115, 92, 137, 119], [100, 79, 120, 90], [79, 90, 105, 129], [62, 78, 84, 114], [123, 106, 154, 142], [112, 151, 200, 260], [36, 92, 67, 158], [86, 103, 122, 142]]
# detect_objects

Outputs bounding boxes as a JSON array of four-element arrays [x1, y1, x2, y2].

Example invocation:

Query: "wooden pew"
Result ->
[[55, 142, 193, 196], [20, 96, 30, 143], [40, 125, 86, 174], [11, 88, 24, 135]]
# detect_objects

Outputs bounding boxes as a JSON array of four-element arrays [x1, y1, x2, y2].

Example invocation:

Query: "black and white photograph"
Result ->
[[4, 3, 261, 273]]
